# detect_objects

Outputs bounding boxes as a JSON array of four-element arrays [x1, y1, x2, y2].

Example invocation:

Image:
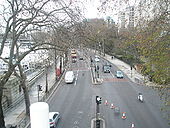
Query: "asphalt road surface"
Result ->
[[47, 50, 169, 128]]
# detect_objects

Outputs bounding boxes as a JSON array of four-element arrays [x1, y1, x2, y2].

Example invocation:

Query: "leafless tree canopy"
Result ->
[[0, 0, 84, 127]]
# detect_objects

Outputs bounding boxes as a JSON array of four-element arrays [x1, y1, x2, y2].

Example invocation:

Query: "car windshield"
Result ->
[[104, 66, 109, 69], [117, 71, 122, 74]]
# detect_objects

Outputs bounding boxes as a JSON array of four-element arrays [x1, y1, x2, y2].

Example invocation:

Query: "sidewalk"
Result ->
[[4, 65, 56, 127]]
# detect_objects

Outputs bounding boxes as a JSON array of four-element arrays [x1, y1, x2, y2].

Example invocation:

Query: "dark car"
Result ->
[[79, 57, 83, 60], [103, 65, 111, 73]]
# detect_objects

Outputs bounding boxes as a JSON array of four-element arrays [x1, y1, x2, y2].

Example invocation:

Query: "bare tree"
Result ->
[[0, 0, 83, 127]]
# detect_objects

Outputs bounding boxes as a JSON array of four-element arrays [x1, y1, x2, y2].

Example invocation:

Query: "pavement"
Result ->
[[4, 50, 169, 127]]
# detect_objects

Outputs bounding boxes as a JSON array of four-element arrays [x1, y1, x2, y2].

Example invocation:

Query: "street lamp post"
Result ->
[[60, 55, 62, 76], [97, 65, 99, 79], [102, 41, 105, 56], [45, 66, 48, 93], [99, 42, 101, 55], [95, 43, 97, 54], [54, 48, 57, 80]]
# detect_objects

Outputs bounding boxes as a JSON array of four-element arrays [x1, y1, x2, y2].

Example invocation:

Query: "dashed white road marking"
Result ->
[[78, 111, 83, 114], [74, 120, 79, 125], [74, 70, 79, 86], [73, 126, 79, 128], [110, 71, 115, 78]]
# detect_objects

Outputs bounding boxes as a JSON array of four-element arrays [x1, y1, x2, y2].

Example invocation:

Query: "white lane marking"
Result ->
[[74, 70, 79, 86], [110, 71, 115, 78], [74, 121, 79, 125], [73, 126, 79, 128], [78, 111, 83, 114]]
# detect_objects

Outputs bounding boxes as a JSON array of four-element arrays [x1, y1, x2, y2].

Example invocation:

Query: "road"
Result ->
[[47, 50, 169, 128]]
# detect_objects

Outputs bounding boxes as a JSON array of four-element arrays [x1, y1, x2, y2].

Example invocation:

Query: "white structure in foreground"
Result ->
[[30, 102, 49, 128]]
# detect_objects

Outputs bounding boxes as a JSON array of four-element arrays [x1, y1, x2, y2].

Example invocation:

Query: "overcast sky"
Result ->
[[0, 0, 138, 24], [0, 0, 100, 17], [83, 0, 101, 18]]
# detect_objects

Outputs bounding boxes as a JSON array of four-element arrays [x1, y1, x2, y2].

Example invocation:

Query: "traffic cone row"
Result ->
[[104, 100, 135, 127], [104, 100, 126, 118], [104, 100, 116, 109]]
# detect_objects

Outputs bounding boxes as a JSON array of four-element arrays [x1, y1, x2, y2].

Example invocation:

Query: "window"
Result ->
[[53, 114, 58, 119]]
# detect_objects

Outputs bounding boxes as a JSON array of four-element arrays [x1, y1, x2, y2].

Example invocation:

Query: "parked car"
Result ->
[[116, 71, 123, 78], [49, 112, 60, 128], [65, 71, 75, 83]]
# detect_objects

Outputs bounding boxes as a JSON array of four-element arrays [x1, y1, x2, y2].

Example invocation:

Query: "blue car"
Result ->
[[116, 71, 123, 78]]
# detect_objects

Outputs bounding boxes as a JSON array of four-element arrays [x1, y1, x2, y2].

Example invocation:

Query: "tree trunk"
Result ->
[[45, 66, 48, 93], [0, 67, 15, 128], [21, 82, 30, 115], [18, 64, 30, 115], [0, 88, 5, 128]]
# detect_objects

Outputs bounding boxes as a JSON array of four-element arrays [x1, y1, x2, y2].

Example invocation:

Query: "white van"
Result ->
[[65, 71, 75, 84]]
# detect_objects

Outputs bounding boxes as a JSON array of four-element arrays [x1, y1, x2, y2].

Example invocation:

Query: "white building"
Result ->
[[118, 6, 135, 33], [0, 36, 49, 74], [126, 6, 135, 29]]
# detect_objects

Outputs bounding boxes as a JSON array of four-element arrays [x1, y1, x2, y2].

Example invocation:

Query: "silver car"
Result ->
[[116, 71, 124, 78], [49, 112, 60, 128]]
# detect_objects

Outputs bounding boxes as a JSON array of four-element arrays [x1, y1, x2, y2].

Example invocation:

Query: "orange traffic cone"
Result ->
[[110, 103, 115, 109], [104, 100, 108, 106], [122, 112, 126, 119]]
